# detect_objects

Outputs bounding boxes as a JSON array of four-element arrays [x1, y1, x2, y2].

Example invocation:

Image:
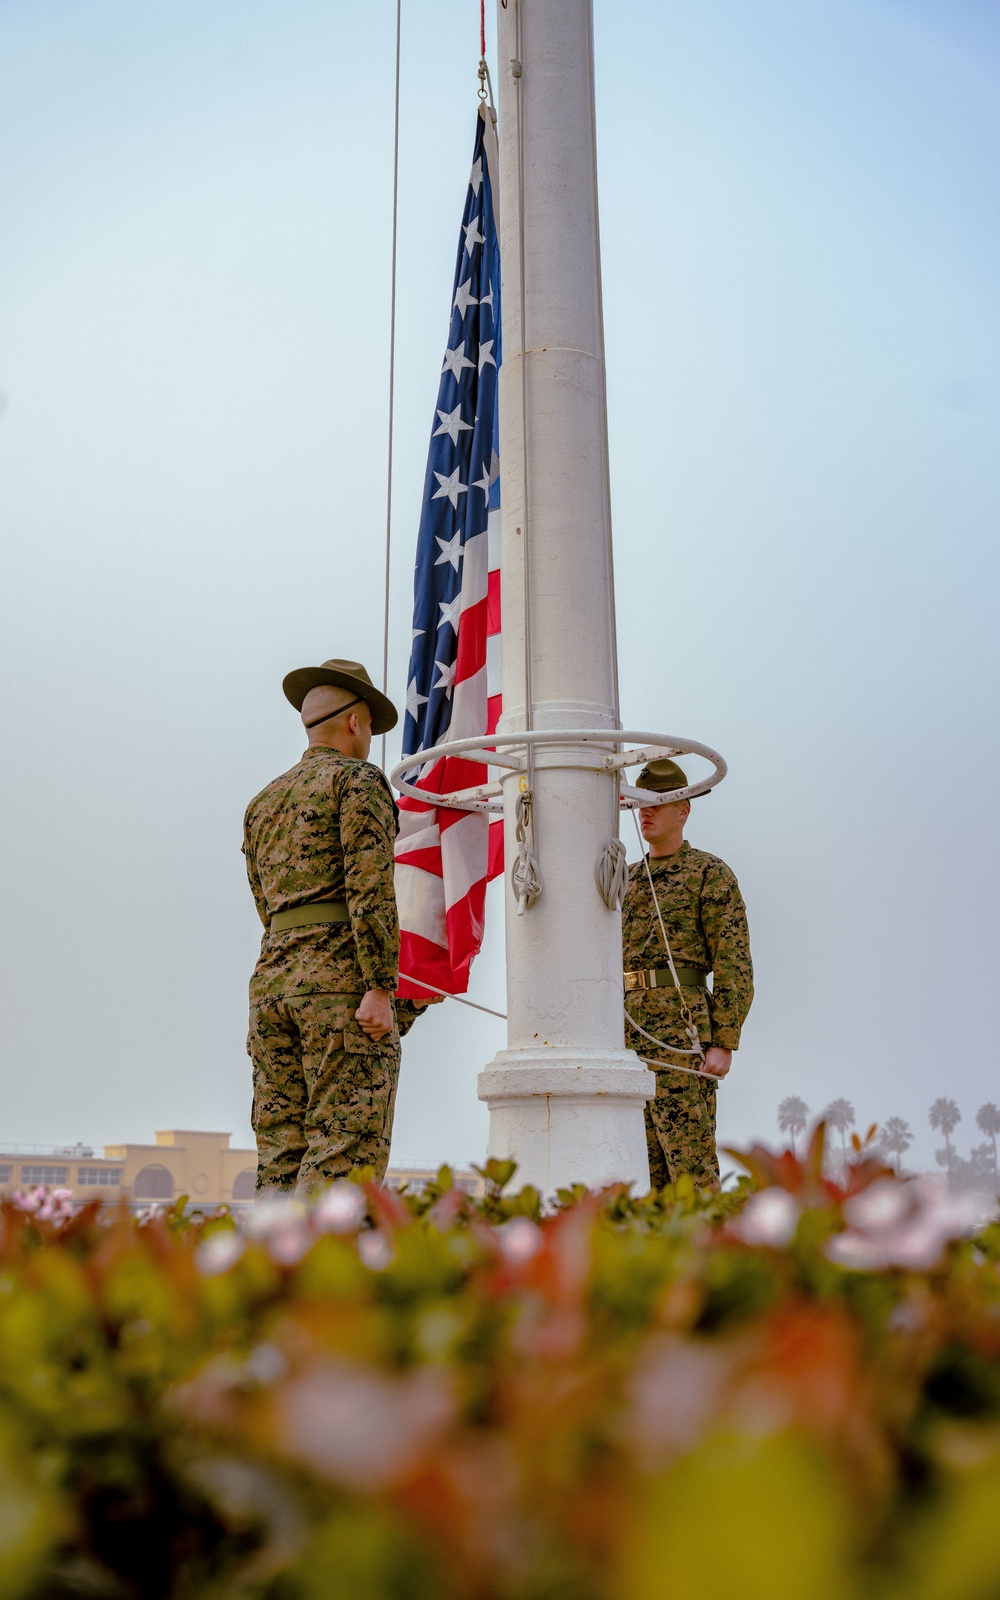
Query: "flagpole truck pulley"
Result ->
[[390, 731, 727, 813]]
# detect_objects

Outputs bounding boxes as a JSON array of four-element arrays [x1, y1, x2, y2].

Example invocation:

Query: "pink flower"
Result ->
[[313, 1182, 367, 1234], [734, 1188, 799, 1247], [827, 1177, 989, 1271], [496, 1217, 543, 1263], [627, 1336, 732, 1466], [244, 1196, 310, 1266], [357, 1231, 394, 1271], [196, 1232, 245, 1276], [276, 1359, 454, 1489]]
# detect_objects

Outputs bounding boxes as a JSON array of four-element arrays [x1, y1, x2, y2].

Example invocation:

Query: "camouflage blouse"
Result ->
[[621, 840, 753, 1055], [243, 747, 401, 1005]]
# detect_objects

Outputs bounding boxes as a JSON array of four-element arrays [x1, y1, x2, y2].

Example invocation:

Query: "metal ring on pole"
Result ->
[[389, 728, 727, 813]]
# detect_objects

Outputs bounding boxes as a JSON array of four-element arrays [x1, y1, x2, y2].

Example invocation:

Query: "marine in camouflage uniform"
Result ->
[[243, 658, 424, 1194], [622, 759, 753, 1191]]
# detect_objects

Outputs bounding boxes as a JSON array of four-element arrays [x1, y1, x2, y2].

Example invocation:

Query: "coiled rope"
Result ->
[[596, 837, 629, 911], [512, 788, 542, 914]]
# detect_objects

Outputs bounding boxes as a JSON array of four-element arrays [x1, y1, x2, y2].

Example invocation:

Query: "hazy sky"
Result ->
[[1, 0, 998, 1175]]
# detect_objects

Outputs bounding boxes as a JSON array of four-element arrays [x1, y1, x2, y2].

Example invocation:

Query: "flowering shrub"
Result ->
[[1, 1130, 1000, 1599]]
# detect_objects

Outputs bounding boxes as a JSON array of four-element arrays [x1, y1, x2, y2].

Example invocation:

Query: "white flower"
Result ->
[[243, 1195, 306, 1238], [313, 1182, 367, 1234], [827, 1175, 993, 1272], [357, 1231, 394, 1271], [269, 1225, 311, 1266], [196, 1231, 245, 1276], [243, 1342, 288, 1386], [627, 1337, 731, 1465], [734, 1188, 799, 1247], [843, 1179, 910, 1232], [496, 1216, 543, 1262], [277, 1360, 453, 1489]]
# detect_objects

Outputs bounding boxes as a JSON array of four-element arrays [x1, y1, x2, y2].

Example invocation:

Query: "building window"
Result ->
[[0, 1166, 11, 1183], [20, 1165, 70, 1187], [132, 1164, 174, 1201], [78, 1168, 122, 1187], [231, 1169, 256, 1201]]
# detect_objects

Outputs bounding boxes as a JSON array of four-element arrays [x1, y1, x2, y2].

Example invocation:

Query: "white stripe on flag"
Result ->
[[459, 528, 489, 611], [449, 665, 488, 741], [395, 862, 448, 945], [486, 630, 502, 700], [487, 506, 501, 569], [395, 814, 440, 854], [440, 811, 491, 911]]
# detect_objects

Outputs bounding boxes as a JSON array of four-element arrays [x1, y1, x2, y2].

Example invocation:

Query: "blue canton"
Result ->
[[402, 110, 501, 760]]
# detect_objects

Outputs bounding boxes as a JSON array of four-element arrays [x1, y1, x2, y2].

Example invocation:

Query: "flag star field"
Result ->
[[394, 105, 504, 998]]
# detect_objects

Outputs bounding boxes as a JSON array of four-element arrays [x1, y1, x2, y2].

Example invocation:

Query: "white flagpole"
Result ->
[[477, 0, 655, 1195]]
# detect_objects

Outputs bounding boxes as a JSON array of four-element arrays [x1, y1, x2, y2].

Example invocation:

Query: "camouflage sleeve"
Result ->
[[701, 862, 753, 1050], [242, 822, 269, 929], [339, 763, 400, 992], [394, 997, 421, 1038]]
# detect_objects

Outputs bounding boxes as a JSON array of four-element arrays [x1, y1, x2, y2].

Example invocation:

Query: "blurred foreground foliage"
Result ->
[[2, 1130, 1000, 1599]]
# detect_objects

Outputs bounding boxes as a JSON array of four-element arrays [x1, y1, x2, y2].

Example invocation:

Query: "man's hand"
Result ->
[[702, 1046, 732, 1079], [355, 988, 394, 1041], [412, 995, 445, 1010]]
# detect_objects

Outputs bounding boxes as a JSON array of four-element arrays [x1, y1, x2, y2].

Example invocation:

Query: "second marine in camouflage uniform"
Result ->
[[244, 659, 424, 1194], [622, 760, 753, 1190]]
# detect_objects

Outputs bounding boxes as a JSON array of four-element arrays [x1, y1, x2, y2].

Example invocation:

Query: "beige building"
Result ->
[[0, 1130, 258, 1207], [0, 1132, 485, 1206]]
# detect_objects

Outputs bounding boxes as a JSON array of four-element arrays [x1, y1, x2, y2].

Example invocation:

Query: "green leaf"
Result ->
[[894, 1453, 1000, 1600], [618, 1432, 852, 1600]]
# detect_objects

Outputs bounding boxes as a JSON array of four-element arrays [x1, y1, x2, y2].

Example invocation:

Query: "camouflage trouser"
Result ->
[[645, 1065, 719, 1192], [248, 993, 400, 1194]]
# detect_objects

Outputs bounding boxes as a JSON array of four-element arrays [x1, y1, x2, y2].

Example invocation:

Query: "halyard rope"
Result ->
[[399, 972, 506, 1021], [510, 2, 543, 906], [399, 973, 721, 1080], [380, 0, 402, 774], [626, 808, 707, 1062]]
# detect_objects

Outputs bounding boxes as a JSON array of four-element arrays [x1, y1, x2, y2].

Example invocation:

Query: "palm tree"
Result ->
[[928, 1097, 961, 1171], [975, 1103, 1000, 1175], [880, 1115, 913, 1173], [777, 1096, 810, 1155], [823, 1098, 856, 1157]]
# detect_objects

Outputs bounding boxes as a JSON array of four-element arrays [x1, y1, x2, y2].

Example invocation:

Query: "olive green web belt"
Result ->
[[624, 965, 708, 992], [269, 900, 349, 934]]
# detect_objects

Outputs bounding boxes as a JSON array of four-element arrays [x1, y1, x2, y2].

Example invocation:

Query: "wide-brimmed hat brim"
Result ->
[[282, 663, 398, 736]]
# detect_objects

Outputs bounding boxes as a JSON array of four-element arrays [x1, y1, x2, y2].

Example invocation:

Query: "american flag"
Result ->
[[394, 103, 503, 998]]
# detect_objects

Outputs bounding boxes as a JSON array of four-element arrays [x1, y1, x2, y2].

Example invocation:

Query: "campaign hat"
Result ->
[[636, 757, 711, 798], [281, 658, 398, 736]]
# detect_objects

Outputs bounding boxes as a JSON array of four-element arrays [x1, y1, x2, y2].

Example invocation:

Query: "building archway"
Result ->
[[132, 1164, 174, 1200], [231, 1169, 256, 1201]]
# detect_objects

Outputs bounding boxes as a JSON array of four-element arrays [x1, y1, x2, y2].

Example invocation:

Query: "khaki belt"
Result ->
[[624, 965, 708, 992], [269, 900, 349, 934]]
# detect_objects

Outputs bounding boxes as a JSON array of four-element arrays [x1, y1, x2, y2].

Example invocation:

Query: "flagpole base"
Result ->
[[477, 1049, 655, 1197]]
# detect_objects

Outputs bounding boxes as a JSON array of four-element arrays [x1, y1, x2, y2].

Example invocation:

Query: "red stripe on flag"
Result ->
[[455, 595, 487, 681]]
